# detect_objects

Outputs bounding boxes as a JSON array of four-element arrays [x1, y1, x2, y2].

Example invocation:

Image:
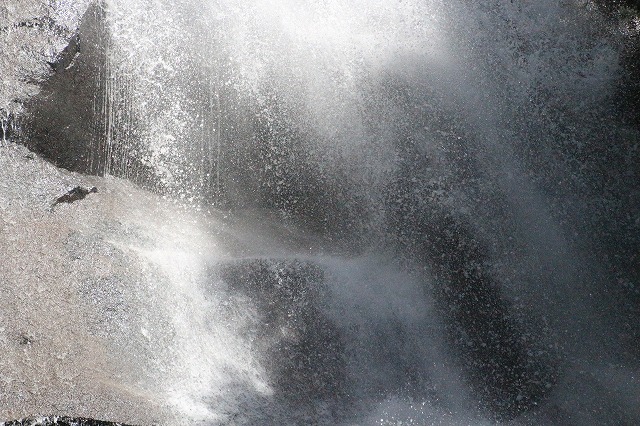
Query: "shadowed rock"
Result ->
[[22, 1, 109, 175], [216, 259, 349, 421], [21, 1, 151, 182]]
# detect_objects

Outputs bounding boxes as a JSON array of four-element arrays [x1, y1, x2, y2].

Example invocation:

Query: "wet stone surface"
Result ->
[[219, 260, 346, 399]]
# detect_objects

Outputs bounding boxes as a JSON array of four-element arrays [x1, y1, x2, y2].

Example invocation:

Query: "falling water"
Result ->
[[1, 0, 639, 425]]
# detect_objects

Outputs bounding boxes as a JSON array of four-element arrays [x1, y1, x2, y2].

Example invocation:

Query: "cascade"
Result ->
[[1, 0, 639, 424]]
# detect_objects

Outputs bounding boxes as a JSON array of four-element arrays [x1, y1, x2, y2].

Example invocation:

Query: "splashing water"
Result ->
[[1, 0, 639, 424]]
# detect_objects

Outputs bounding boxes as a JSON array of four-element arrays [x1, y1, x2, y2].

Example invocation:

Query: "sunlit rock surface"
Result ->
[[0, 143, 178, 424]]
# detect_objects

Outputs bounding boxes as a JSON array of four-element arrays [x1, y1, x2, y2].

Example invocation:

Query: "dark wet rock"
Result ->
[[51, 186, 98, 209], [384, 152, 558, 421], [396, 210, 557, 420], [595, 0, 640, 17], [216, 259, 349, 421], [1, 417, 136, 426], [21, 1, 151, 181], [248, 103, 372, 250], [372, 72, 564, 420], [21, 1, 109, 175]]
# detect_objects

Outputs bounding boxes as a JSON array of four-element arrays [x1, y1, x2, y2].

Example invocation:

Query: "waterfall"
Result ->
[[1, 0, 639, 424]]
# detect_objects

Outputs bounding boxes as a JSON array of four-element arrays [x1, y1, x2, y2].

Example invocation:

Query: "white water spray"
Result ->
[[1, 0, 639, 424]]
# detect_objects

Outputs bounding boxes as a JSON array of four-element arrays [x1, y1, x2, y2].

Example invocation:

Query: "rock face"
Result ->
[[22, 1, 108, 175], [217, 259, 348, 422], [0, 1, 78, 113], [0, 143, 174, 425]]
